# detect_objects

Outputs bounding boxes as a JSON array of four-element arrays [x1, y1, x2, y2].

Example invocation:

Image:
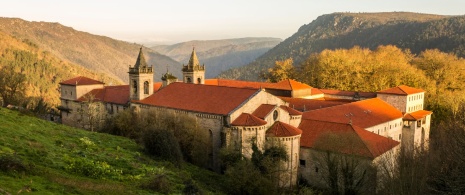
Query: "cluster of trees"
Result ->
[[265, 45, 465, 124], [101, 108, 210, 168]]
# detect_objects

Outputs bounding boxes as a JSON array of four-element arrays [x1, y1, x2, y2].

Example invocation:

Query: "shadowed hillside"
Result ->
[[0, 17, 181, 83], [218, 12, 465, 81]]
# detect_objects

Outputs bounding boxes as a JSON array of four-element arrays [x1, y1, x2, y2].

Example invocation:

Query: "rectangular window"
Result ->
[[417, 120, 422, 127], [299, 159, 306, 167], [399, 134, 402, 140]]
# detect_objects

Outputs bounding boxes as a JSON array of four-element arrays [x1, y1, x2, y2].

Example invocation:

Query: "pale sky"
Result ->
[[1, 0, 464, 44]]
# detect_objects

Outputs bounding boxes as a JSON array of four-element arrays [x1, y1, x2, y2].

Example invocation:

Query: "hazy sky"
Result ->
[[2, 0, 464, 44]]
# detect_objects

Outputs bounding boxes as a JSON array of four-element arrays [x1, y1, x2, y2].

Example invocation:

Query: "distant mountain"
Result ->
[[218, 12, 465, 81], [151, 38, 281, 78], [0, 17, 181, 83]]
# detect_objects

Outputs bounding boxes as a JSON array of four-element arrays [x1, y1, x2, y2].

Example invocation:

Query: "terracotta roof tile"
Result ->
[[231, 113, 267, 126], [205, 79, 311, 91], [299, 120, 399, 159], [153, 82, 162, 92], [311, 88, 324, 95], [60, 76, 104, 86], [319, 89, 377, 98], [135, 82, 260, 115], [77, 85, 129, 105], [266, 121, 303, 137], [403, 110, 433, 121], [252, 104, 277, 119], [279, 105, 302, 115], [280, 97, 350, 112], [378, 85, 425, 95], [302, 98, 403, 128]]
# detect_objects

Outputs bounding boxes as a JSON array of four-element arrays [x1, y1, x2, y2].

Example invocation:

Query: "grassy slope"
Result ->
[[0, 108, 226, 194]]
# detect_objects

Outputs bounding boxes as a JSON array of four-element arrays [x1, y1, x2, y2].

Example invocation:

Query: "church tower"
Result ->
[[182, 47, 205, 84], [129, 47, 154, 100]]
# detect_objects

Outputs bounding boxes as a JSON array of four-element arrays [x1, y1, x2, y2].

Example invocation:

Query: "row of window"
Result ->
[[408, 104, 423, 112], [409, 94, 423, 102]]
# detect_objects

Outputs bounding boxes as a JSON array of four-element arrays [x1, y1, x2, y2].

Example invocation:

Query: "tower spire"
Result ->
[[134, 47, 148, 69], [187, 47, 200, 68]]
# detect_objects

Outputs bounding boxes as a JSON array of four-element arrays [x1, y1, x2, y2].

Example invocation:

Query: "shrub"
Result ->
[[0, 154, 28, 173], [142, 173, 173, 194], [141, 127, 183, 167], [64, 157, 122, 179]]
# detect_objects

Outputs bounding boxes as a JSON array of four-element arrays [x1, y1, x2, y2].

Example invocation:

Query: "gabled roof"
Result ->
[[319, 89, 377, 98], [134, 47, 148, 69], [135, 82, 260, 115], [252, 104, 276, 119], [276, 79, 312, 90], [204, 79, 311, 91], [231, 113, 267, 126], [266, 121, 303, 137], [377, 85, 425, 95], [60, 76, 104, 86], [299, 120, 399, 159], [403, 110, 433, 121], [280, 97, 349, 112], [302, 98, 403, 128], [279, 105, 302, 116], [77, 85, 129, 105]]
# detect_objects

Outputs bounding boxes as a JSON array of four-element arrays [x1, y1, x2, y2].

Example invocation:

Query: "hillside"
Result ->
[[151, 38, 281, 78], [0, 30, 119, 107], [218, 12, 465, 80], [0, 17, 181, 83], [0, 108, 226, 194]]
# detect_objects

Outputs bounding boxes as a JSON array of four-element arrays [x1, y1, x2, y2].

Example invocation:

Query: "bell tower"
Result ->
[[129, 47, 154, 100], [182, 47, 205, 84]]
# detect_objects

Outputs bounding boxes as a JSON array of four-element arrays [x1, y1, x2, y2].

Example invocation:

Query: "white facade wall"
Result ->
[[365, 118, 404, 142], [406, 92, 425, 113]]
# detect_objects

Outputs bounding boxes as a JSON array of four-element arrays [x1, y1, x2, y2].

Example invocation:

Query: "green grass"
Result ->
[[0, 108, 227, 194]]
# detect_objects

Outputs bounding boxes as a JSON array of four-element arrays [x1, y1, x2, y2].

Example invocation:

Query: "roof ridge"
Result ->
[[350, 124, 378, 158]]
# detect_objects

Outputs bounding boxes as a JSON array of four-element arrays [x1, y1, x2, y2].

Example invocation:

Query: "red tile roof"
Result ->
[[280, 97, 350, 112], [302, 98, 403, 128], [252, 104, 276, 119], [77, 85, 129, 105], [60, 76, 104, 86], [153, 82, 162, 92], [279, 105, 302, 115], [267, 121, 303, 137], [377, 85, 425, 95], [311, 88, 324, 95], [205, 79, 312, 91], [135, 82, 260, 115], [299, 120, 399, 159], [231, 113, 267, 126], [319, 89, 377, 98], [403, 110, 433, 121]]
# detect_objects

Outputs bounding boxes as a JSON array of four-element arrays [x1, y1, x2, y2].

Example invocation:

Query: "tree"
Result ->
[[262, 58, 295, 82], [0, 66, 26, 107], [77, 93, 106, 132]]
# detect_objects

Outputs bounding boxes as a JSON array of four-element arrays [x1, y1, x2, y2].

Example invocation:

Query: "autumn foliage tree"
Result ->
[[0, 65, 26, 107], [262, 58, 295, 82]]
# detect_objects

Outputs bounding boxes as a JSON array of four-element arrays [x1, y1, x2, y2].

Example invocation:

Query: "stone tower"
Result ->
[[182, 47, 205, 84], [161, 69, 178, 88], [129, 47, 154, 100]]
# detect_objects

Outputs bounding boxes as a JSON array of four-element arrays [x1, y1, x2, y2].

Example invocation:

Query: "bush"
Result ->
[[0, 154, 28, 173], [64, 157, 122, 179], [142, 127, 183, 167], [142, 173, 173, 194]]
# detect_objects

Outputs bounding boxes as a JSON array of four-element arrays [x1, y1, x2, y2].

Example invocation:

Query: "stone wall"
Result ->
[[266, 135, 301, 187], [377, 94, 407, 113]]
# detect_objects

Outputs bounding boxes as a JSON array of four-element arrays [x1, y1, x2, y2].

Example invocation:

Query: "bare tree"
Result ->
[[77, 93, 106, 131]]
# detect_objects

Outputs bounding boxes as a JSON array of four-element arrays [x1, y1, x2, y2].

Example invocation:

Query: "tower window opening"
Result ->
[[144, 81, 149, 94]]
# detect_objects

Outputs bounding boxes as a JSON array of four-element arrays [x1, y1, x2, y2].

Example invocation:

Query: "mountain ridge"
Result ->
[[218, 12, 465, 80]]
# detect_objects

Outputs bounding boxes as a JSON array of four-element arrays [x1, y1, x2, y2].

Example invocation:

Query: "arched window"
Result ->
[[186, 77, 192, 83], [144, 81, 149, 94], [197, 77, 202, 84], [273, 110, 278, 121], [133, 80, 137, 93]]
